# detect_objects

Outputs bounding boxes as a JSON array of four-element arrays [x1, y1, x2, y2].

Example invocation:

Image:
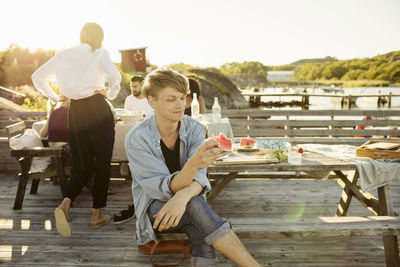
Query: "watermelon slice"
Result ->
[[214, 132, 232, 151], [240, 137, 257, 148]]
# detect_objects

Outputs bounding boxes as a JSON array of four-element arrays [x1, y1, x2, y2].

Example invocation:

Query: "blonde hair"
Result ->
[[80, 22, 104, 51], [143, 68, 189, 99]]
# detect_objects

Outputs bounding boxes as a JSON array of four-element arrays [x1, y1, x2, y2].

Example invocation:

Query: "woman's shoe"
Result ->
[[91, 214, 111, 229], [54, 207, 71, 237]]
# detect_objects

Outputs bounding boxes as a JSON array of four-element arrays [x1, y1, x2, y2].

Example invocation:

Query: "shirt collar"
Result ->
[[79, 43, 92, 49], [149, 115, 188, 144]]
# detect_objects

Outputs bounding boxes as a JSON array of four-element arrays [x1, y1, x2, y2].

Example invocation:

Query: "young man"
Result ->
[[125, 68, 261, 267], [124, 75, 154, 118]]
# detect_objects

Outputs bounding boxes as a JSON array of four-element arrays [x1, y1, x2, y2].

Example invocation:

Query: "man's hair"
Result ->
[[143, 68, 188, 98], [80, 22, 104, 51], [188, 78, 201, 97], [131, 75, 144, 83]]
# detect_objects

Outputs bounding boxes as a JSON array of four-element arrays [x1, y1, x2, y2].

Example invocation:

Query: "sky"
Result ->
[[1, 0, 400, 67]]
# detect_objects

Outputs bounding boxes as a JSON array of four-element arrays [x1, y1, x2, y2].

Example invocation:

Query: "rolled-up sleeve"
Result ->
[[187, 122, 212, 193], [125, 133, 174, 201]]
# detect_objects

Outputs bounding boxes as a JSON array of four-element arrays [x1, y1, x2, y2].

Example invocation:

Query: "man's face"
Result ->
[[130, 81, 142, 97], [149, 87, 186, 123]]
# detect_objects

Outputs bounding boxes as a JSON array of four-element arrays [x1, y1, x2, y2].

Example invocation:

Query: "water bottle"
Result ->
[[212, 97, 221, 122], [191, 93, 200, 119]]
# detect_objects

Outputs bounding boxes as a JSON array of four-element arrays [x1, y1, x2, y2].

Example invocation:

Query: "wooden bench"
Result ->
[[155, 216, 400, 266], [222, 109, 400, 145], [0, 111, 46, 137], [5, 121, 69, 209]]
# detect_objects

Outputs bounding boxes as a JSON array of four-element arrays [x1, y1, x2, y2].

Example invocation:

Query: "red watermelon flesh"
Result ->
[[240, 137, 256, 148], [214, 134, 232, 151]]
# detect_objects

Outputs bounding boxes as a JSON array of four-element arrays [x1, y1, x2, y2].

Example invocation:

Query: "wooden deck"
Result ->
[[1, 173, 399, 266]]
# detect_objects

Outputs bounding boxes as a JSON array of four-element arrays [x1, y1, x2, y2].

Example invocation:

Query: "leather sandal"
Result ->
[[91, 214, 111, 229]]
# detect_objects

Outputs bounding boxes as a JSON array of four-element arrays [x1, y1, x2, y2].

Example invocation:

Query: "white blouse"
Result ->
[[32, 44, 121, 102]]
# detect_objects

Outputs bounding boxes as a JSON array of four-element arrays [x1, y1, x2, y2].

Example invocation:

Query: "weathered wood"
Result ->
[[334, 170, 380, 215], [378, 185, 400, 267], [0, 111, 46, 119], [230, 119, 400, 128], [207, 172, 238, 202], [11, 147, 63, 157], [230, 216, 400, 238], [222, 109, 400, 117]]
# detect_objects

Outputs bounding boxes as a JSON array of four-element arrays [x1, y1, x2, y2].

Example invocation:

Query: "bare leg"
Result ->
[[91, 208, 111, 227], [213, 231, 261, 267], [58, 197, 72, 219]]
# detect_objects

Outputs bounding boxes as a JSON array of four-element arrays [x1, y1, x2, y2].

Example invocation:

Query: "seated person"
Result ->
[[185, 78, 206, 116], [40, 100, 70, 147], [124, 75, 154, 118], [125, 68, 261, 267], [40, 99, 72, 166]]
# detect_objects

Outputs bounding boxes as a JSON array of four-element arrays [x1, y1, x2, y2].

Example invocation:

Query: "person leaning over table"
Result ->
[[31, 22, 121, 237], [125, 68, 261, 267]]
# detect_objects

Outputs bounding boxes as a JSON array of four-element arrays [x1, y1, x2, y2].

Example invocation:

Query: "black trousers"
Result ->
[[66, 94, 115, 208]]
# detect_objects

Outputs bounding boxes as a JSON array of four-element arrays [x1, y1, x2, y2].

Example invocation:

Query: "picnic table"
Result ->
[[207, 150, 400, 266]]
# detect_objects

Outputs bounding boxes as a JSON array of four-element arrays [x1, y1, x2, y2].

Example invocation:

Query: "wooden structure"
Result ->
[[5, 121, 69, 209], [242, 92, 400, 109], [0, 111, 46, 137], [1, 171, 399, 265], [206, 150, 400, 266], [119, 47, 147, 73], [223, 109, 400, 145]]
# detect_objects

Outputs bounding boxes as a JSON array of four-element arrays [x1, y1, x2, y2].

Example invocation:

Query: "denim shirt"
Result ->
[[124, 115, 211, 245]]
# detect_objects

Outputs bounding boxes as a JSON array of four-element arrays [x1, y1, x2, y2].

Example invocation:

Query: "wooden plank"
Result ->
[[334, 170, 380, 215], [244, 128, 400, 137], [230, 216, 400, 238], [0, 111, 46, 119], [229, 119, 400, 128], [377, 185, 400, 266], [222, 109, 400, 118]]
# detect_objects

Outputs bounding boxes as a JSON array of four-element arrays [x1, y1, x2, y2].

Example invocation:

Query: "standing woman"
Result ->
[[32, 22, 121, 236]]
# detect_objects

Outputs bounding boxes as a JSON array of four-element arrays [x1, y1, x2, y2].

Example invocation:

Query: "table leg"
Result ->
[[378, 184, 400, 267], [207, 172, 238, 202], [53, 157, 67, 197], [335, 170, 358, 216], [335, 170, 380, 216], [13, 157, 32, 210]]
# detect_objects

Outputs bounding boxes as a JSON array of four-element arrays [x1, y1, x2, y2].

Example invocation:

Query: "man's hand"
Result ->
[[153, 193, 189, 231], [93, 87, 109, 96], [188, 140, 226, 169]]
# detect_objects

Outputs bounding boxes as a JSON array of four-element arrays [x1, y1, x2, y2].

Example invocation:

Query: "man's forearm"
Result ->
[[174, 181, 204, 202], [169, 158, 199, 193]]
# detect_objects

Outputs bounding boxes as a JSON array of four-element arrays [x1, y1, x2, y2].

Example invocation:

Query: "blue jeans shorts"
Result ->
[[148, 196, 231, 267]]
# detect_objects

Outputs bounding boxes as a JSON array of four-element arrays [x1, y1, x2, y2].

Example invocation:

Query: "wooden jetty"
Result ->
[[0, 172, 399, 266], [241, 92, 400, 109]]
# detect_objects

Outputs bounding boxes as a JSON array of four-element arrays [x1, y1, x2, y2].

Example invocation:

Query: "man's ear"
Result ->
[[148, 95, 156, 109]]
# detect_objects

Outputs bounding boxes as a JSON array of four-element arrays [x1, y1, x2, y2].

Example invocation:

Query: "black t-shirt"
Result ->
[[160, 137, 181, 174]]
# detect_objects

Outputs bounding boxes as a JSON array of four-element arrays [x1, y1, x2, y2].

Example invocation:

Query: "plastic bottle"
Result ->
[[191, 93, 200, 119], [212, 97, 221, 122]]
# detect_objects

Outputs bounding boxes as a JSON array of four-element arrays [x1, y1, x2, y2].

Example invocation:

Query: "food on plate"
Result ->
[[274, 150, 288, 161], [239, 137, 257, 148], [213, 133, 232, 151], [257, 140, 290, 150], [298, 147, 304, 154]]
